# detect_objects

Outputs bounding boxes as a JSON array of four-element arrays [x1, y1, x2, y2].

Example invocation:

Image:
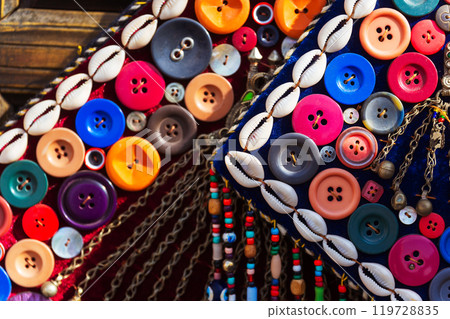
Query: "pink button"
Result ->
[[292, 94, 343, 146], [232, 27, 257, 52], [411, 20, 445, 56], [362, 180, 384, 203], [336, 127, 378, 169], [387, 52, 438, 104], [115, 61, 165, 111], [388, 234, 440, 286]]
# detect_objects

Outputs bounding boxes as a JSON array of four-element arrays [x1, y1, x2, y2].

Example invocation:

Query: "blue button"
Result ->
[[257, 24, 279, 48], [429, 267, 450, 301], [393, 0, 439, 17], [324, 53, 375, 105], [439, 227, 450, 264], [0, 266, 11, 301], [51, 227, 84, 259], [76, 99, 125, 148]]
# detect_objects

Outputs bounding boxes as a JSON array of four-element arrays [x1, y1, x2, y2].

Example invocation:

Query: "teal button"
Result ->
[[393, 0, 439, 17]]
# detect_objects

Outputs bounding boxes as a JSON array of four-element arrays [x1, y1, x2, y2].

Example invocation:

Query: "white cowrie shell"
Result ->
[[121, 14, 158, 50], [265, 82, 300, 118], [292, 49, 327, 88], [56, 73, 93, 110], [293, 209, 327, 242], [152, 0, 188, 20], [88, 45, 125, 82], [318, 14, 353, 53], [344, 0, 377, 19], [239, 112, 273, 151], [391, 289, 422, 301], [23, 100, 60, 136], [0, 128, 28, 164], [260, 180, 298, 214], [359, 262, 395, 297], [225, 151, 264, 188], [323, 235, 358, 267]]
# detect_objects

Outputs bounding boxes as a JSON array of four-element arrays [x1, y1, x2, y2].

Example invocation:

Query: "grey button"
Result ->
[[320, 146, 336, 163], [209, 44, 241, 77], [361, 92, 404, 135], [165, 82, 185, 103], [126, 111, 147, 132]]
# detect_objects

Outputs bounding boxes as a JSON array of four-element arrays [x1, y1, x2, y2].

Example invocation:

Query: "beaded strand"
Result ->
[[314, 257, 324, 301], [270, 222, 281, 301], [290, 240, 305, 300], [244, 201, 257, 301], [222, 180, 236, 301], [339, 274, 348, 301], [208, 167, 223, 283]]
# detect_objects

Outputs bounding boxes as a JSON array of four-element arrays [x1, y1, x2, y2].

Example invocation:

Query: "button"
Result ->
[[389, 234, 439, 286], [105, 137, 161, 191], [8, 292, 49, 301], [429, 267, 450, 301], [0, 266, 11, 301], [320, 146, 336, 163], [51, 227, 83, 259], [232, 27, 257, 52], [281, 36, 297, 57], [387, 52, 438, 104], [324, 53, 376, 105], [22, 204, 59, 241], [151, 18, 212, 80], [399, 206, 417, 225], [126, 111, 147, 132], [335, 127, 378, 169], [257, 25, 279, 47], [361, 92, 404, 135], [185, 73, 234, 122], [343, 108, 360, 124], [210, 44, 241, 77], [268, 132, 320, 185], [411, 20, 445, 56], [292, 94, 344, 146], [274, 0, 327, 38], [5, 239, 55, 287], [393, 0, 438, 17], [348, 203, 399, 254], [58, 171, 117, 230], [115, 61, 165, 111], [436, 5, 450, 32], [253, 2, 274, 25], [360, 8, 411, 60], [165, 82, 185, 103], [440, 228, 450, 264], [195, 0, 250, 34], [0, 160, 48, 209], [0, 196, 12, 237], [36, 128, 85, 178], [308, 168, 361, 220], [147, 104, 198, 156], [419, 213, 445, 239], [84, 148, 106, 171], [362, 180, 384, 203], [76, 99, 125, 148]]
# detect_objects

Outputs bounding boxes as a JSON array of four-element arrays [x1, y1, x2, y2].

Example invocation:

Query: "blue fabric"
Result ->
[[214, 0, 450, 300]]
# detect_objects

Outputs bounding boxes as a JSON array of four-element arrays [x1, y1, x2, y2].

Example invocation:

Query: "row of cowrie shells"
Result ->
[[225, 151, 422, 301], [0, 0, 188, 165], [239, 0, 377, 152]]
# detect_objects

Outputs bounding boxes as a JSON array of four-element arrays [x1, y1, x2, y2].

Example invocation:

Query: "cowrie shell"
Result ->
[[265, 82, 300, 118], [239, 112, 273, 151], [153, 0, 188, 20], [225, 151, 264, 188], [88, 45, 125, 82], [56, 73, 93, 110], [293, 209, 327, 242], [359, 262, 395, 297], [292, 49, 327, 88], [23, 100, 60, 136], [390, 289, 422, 301], [344, 0, 377, 19], [318, 14, 353, 53], [122, 14, 158, 50], [260, 180, 298, 214], [0, 128, 28, 164], [323, 235, 358, 267]]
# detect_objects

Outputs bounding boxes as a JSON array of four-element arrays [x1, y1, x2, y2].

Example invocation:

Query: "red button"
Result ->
[[0, 196, 13, 237], [419, 213, 445, 239], [22, 204, 59, 241], [232, 27, 257, 52], [411, 20, 445, 56], [387, 52, 438, 103], [336, 127, 378, 170]]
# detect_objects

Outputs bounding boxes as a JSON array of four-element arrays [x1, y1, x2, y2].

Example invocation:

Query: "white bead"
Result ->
[[121, 14, 158, 50], [41, 281, 58, 298], [239, 112, 273, 151], [293, 265, 301, 272], [265, 82, 300, 118], [359, 263, 395, 297], [345, 0, 377, 19], [152, 0, 188, 20], [0, 128, 28, 164], [260, 180, 298, 214], [56, 73, 92, 110], [23, 100, 60, 136], [322, 235, 358, 267], [292, 49, 327, 88], [88, 45, 125, 82], [318, 14, 353, 53], [225, 151, 264, 188], [293, 209, 327, 242]]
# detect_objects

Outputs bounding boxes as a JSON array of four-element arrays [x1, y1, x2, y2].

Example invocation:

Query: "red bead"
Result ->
[[293, 260, 300, 265], [224, 212, 233, 218], [222, 187, 230, 193], [247, 238, 254, 245], [315, 276, 323, 282], [316, 282, 323, 287], [212, 228, 220, 233], [215, 268, 221, 273], [245, 216, 254, 223], [271, 285, 279, 290], [439, 117, 445, 123], [338, 285, 347, 293], [225, 223, 233, 229], [271, 235, 280, 242], [209, 169, 215, 175], [292, 247, 300, 253], [248, 275, 254, 282], [228, 284, 235, 289], [223, 199, 232, 206], [314, 260, 323, 266], [245, 222, 253, 227], [210, 182, 218, 188], [271, 290, 279, 297]]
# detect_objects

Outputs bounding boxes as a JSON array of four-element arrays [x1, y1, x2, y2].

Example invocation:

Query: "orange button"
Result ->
[[195, 0, 250, 34], [105, 137, 160, 191], [360, 8, 411, 60], [0, 196, 12, 237], [274, 0, 326, 38]]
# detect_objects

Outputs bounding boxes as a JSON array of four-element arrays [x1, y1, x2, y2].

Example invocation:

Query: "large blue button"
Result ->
[[393, 0, 439, 17], [439, 227, 450, 264], [0, 266, 11, 301], [324, 53, 375, 105], [76, 99, 125, 148], [429, 267, 450, 301]]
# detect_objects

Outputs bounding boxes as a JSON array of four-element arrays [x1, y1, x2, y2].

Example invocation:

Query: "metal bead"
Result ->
[[391, 190, 407, 211], [41, 281, 58, 297], [223, 259, 235, 272], [416, 198, 433, 217], [378, 161, 395, 179]]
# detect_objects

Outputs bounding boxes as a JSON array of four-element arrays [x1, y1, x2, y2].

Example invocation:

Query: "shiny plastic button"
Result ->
[[308, 168, 361, 220], [362, 180, 384, 203], [440, 228, 450, 264], [51, 227, 83, 259], [126, 111, 147, 132], [185, 73, 234, 122], [84, 148, 106, 171], [5, 239, 54, 288], [8, 292, 49, 301], [106, 137, 161, 191], [257, 25, 279, 48], [387, 52, 438, 104], [0, 266, 11, 301], [232, 27, 257, 52], [399, 206, 417, 225], [76, 99, 125, 148], [281, 36, 297, 57], [324, 53, 376, 105], [360, 8, 411, 60], [361, 92, 404, 135], [292, 94, 344, 146], [419, 213, 445, 239], [253, 2, 274, 25], [436, 5, 450, 32], [429, 267, 450, 301], [151, 18, 212, 80], [411, 20, 445, 56], [210, 44, 241, 77], [320, 146, 336, 163], [115, 61, 165, 111], [343, 108, 359, 125], [348, 203, 399, 255], [393, 0, 438, 17], [389, 234, 439, 286], [165, 83, 185, 104], [0, 160, 48, 209], [58, 171, 117, 230], [0, 196, 12, 237], [36, 128, 85, 178], [22, 204, 59, 241], [335, 127, 378, 169]]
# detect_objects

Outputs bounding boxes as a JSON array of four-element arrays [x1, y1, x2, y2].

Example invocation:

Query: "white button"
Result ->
[[399, 206, 417, 225], [343, 107, 360, 124]]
